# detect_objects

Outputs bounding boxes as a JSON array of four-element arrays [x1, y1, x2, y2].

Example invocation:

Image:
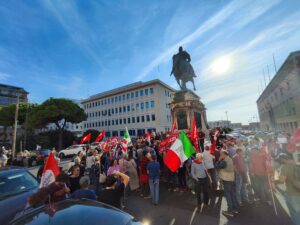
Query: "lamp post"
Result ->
[[12, 95, 20, 159]]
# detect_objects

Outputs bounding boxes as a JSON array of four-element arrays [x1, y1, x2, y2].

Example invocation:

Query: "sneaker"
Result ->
[[222, 210, 234, 217], [232, 210, 239, 214]]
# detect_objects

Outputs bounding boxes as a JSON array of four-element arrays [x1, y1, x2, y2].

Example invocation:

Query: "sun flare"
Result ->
[[211, 56, 231, 74]]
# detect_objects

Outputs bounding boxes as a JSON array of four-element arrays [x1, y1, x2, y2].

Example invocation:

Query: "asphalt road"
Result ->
[[124, 183, 292, 225]]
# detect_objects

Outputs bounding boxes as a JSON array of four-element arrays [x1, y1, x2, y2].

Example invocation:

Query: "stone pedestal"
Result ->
[[169, 90, 208, 131]]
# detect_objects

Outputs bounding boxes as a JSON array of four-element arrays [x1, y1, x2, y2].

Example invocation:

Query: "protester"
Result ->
[[68, 165, 81, 193], [279, 153, 300, 225], [71, 176, 97, 200], [98, 170, 130, 208], [233, 148, 250, 206], [85, 150, 95, 175], [215, 150, 238, 217], [147, 154, 160, 205], [127, 151, 140, 191], [139, 150, 151, 198], [177, 161, 187, 191], [249, 146, 272, 205], [47, 172, 70, 203], [198, 128, 205, 152], [203, 145, 217, 190], [107, 159, 120, 176], [226, 142, 236, 158], [191, 153, 209, 208]]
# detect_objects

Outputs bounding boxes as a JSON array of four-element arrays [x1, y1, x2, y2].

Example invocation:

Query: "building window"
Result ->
[[141, 115, 145, 122], [132, 117, 135, 123], [108, 98, 110, 104], [141, 102, 144, 109], [152, 114, 156, 121], [115, 96, 118, 103], [108, 120, 111, 126], [145, 89, 148, 96], [127, 105, 130, 112], [105, 121, 107, 126], [151, 100, 155, 108], [146, 115, 150, 122], [112, 120, 114, 125], [102, 121, 104, 126], [131, 103, 134, 111], [119, 107, 122, 113], [123, 106, 126, 112], [119, 96, 121, 102], [112, 108, 114, 114], [131, 92, 134, 99], [136, 103, 139, 110], [140, 90, 144, 97], [150, 87, 154, 95], [115, 107, 118, 114], [127, 93, 130, 100], [116, 119, 118, 125], [119, 119, 122, 125], [123, 94, 125, 101], [128, 118, 131, 124], [137, 116, 140, 123], [111, 97, 114, 104], [146, 101, 149, 109], [123, 118, 126, 124], [108, 109, 111, 116], [135, 91, 138, 98], [104, 99, 107, 105]]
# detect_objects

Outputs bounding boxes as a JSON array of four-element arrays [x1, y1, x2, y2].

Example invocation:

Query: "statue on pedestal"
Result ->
[[170, 46, 197, 91]]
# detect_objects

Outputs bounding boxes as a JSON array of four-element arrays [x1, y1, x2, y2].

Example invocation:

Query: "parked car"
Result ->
[[10, 199, 142, 225], [58, 145, 86, 158], [0, 167, 39, 224]]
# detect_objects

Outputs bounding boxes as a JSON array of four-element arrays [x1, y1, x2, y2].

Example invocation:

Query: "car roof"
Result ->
[[0, 167, 27, 176], [10, 199, 135, 225]]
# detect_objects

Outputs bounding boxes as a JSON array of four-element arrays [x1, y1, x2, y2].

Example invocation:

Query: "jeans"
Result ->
[[178, 168, 187, 188], [235, 173, 249, 204], [223, 180, 238, 211], [252, 175, 271, 202], [149, 178, 159, 205], [284, 193, 300, 225], [195, 178, 209, 205]]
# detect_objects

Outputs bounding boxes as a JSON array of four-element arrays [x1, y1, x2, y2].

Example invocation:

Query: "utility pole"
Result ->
[[12, 95, 20, 159]]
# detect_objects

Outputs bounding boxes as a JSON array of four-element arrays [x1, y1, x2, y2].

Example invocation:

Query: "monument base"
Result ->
[[169, 90, 208, 131]]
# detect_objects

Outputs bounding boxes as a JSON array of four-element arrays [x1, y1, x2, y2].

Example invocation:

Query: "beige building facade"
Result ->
[[257, 50, 300, 134], [82, 79, 175, 137]]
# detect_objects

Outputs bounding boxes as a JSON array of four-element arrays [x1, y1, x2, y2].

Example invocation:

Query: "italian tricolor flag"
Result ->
[[164, 131, 195, 172], [122, 127, 132, 152]]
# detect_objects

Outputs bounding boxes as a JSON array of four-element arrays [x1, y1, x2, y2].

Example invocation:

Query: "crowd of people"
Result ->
[[27, 128, 300, 224]]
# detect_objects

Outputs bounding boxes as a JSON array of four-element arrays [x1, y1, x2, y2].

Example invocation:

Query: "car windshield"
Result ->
[[0, 171, 38, 200], [39, 149, 50, 155]]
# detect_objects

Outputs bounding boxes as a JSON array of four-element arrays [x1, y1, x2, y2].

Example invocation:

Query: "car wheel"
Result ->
[[59, 153, 65, 159]]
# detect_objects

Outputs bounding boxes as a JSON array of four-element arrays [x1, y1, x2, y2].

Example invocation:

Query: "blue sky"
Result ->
[[0, 0, 300, 124]]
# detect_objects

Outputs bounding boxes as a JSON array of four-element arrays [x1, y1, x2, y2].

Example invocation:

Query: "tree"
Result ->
[[0, 103, 34, 146], [28, 98, 87, 150]]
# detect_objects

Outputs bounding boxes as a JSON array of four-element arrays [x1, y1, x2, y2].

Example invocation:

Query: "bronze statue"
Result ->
[[170, 46, 196, 90]]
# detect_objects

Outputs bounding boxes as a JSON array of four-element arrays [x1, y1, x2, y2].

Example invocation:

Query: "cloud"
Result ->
[[0, 72, 11, 81]]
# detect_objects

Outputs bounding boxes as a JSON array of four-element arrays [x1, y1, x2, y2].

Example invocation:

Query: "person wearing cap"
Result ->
[[215, 150, 238, 217], [98, 170, 129, 208], [191, 153, 209, 208]]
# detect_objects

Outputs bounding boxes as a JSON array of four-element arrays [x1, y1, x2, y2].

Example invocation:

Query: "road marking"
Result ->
[[169, 218, 176, 225], [189, 207, 198, 225]]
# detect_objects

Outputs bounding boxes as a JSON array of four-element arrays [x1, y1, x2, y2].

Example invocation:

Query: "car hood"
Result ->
[[0, 188, 37, 225]]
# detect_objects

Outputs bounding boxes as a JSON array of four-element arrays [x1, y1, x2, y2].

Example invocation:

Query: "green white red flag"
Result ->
[[122, 127, 132, 152], [164, 132, 195, 172]]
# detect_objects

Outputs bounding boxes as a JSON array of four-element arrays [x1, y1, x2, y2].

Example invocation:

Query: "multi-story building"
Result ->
[[208, 120, 231, 128], [0, 83, 28, 106], [257, 50, 300, 134], [82, 79, 175, 137]]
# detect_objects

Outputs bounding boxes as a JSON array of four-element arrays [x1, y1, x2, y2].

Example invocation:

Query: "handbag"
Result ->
[[99, 164, 107, 184]]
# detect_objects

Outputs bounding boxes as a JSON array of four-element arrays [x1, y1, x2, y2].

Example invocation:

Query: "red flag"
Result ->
[[171, 121, 178, 134], [40, 152, 60, 187], [210, 129, 219, 155], [287, 127, 300, 153], [158, 133, 179, 152], [80, 133, 91, 144], [95, 130, 105, 142], [190, 117, 199, 152], [146, 132, 151, 143]]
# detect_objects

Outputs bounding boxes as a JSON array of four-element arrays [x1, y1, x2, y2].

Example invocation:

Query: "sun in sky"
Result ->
[[211, 55, 232, 75]]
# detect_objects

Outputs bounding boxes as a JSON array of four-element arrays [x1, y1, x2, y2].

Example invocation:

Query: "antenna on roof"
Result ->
[[267, 64, 271, 82], [272, 53, 278, 73], [263, 69, 267, 87]]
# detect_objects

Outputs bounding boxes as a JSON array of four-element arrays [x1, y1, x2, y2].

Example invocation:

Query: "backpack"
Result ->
[[292, 165, 300, 191]]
